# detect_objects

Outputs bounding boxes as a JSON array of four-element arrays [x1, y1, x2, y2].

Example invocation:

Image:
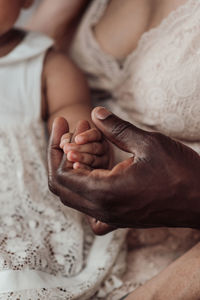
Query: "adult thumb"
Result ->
[[48, 117, 69, 173], [92, 107, 148, 154]]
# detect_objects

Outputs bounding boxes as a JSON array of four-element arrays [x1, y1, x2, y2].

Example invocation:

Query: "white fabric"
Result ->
[[70, 0, 200, 297], [16, 1, 40, 27], [0, 31, 127, 299], [71, 0, 200, 154]]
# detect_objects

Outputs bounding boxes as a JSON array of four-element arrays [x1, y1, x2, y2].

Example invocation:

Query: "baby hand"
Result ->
[[60, 127, 111, 170]]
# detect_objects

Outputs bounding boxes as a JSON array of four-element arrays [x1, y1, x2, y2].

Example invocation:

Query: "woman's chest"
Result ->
[[93, 0, 188, 60], [72, 0, 200, 141], [116, 26, 200, 141]]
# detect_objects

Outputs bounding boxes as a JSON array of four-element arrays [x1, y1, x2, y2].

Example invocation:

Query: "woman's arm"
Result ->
[[27, 0, 92, 49], [126, 242, 200, 300]]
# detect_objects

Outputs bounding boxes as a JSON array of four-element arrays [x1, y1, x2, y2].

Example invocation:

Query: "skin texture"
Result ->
[[29, 0, 200, 300], [126, 242, 200, 300], [27, 0, 187, 53], [0, 0, 108, 234], [48, 107, 200, 229], [42, 22, 112, 234], [48, 107, 200, 298], [48, 117, 114, 234], [94, 0, 188, 60], [60, 124, 110, 169], [28, 0, 200, 298]]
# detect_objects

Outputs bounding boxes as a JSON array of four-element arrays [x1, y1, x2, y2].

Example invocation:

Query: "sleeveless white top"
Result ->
[[0, 31, 127, 299], [70, 1, 200, 298], [71, 0, 200, 154]]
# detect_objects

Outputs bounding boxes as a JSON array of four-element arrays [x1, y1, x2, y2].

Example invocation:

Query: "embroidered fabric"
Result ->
[[70, 0, 200, 297], [71, 0, 200, 149], [0, 32, 127, 299]]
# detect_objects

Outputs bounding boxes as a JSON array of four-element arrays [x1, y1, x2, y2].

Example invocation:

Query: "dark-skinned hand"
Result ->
[[48, 117, 115, 235], [48, 107, 200, 229]]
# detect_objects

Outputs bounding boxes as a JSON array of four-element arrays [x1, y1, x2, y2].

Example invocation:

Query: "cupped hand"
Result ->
[[48, 117, 115, 234], [49, 108, 200, 229]]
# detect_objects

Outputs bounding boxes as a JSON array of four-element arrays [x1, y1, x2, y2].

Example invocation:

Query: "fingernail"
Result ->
[[73, 162, 81, 169], [60, 139, 70, 148], [75, 135, 85, 144], [70, 152, 78, 160], [64, 138, 71, 143], [67, 151, 78, 161], [95, 107, 112, 120]]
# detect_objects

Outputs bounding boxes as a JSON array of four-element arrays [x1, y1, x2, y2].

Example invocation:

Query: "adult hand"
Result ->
[[48, 107, 200, 229], [48, 117, 115, 234]]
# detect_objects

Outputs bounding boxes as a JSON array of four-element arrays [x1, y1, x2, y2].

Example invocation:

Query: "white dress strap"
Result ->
[[0, 31, 54, 122]]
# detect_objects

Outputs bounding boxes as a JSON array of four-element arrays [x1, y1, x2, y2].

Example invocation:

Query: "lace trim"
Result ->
[[84, 0, 196, 73], [0, 121, 128, 299]]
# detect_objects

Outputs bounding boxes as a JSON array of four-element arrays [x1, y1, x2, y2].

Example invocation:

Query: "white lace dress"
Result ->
[[0, 31, 127, 300], [70, 0, 200, 298]]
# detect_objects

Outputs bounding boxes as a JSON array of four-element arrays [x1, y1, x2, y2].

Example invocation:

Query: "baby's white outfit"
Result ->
[[70, 0, 200, 298], [0, 31, 126, 299]]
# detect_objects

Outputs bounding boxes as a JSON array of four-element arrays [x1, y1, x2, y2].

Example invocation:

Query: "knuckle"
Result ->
[[111, 120, 132, 140], [135, 132, 160, 155], [146, 132, 166, 150], [139, 131, 171, 161]]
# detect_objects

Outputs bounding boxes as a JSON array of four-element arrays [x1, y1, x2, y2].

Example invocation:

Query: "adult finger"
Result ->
[[48, 117, 69, 195], [87, 217, 116, 235], [91, 107, 149, 155], [48, 117, 69, 175]]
